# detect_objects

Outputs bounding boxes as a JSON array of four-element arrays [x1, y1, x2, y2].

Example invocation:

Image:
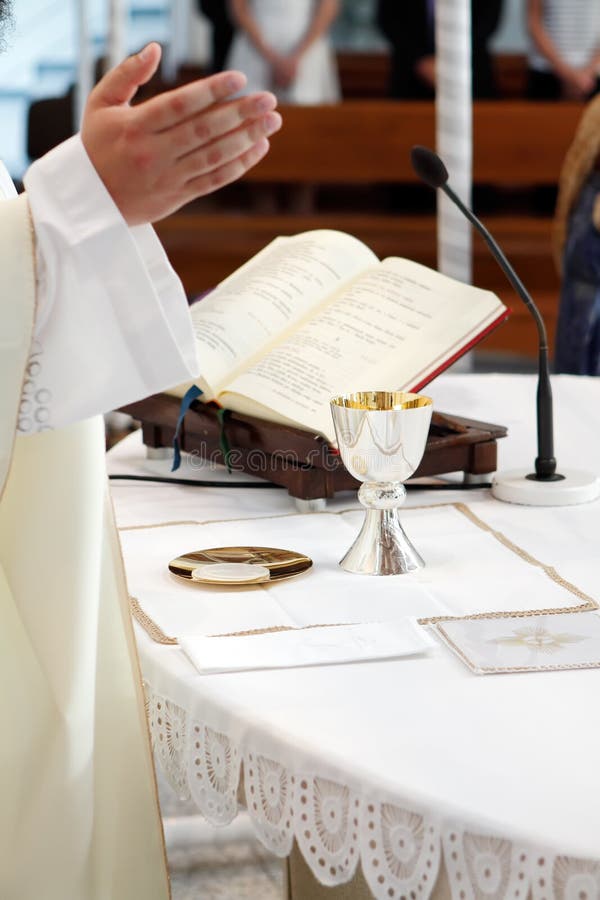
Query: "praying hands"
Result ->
[[81, 41, 282, 225]]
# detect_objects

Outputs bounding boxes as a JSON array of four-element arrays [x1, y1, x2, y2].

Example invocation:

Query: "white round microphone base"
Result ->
[[491, 468, 600, 506]]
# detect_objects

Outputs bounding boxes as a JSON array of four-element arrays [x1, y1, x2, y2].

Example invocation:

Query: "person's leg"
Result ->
[[526, 68, 561, 100], [388, 54, 435, 100], [473, 50, 497, 99]]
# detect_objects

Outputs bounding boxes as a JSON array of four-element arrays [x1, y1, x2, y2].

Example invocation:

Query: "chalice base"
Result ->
[[339, 508, 425, 576]]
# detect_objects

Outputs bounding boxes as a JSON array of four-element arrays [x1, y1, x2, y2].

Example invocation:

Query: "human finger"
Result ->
[[89, 42, 162, 109], [182, 137, 271, 199], [166, 92, 277, 160], [137, 70, 248, 132], [176, 111, 281, 180]]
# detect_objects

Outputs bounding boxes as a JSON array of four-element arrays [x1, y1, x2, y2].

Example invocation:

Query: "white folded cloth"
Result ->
[[180, 620, 434, 675]]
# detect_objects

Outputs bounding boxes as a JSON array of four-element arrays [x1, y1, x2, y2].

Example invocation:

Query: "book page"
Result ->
[[170, 230, 377, 398], [219, 257, 506, 441]]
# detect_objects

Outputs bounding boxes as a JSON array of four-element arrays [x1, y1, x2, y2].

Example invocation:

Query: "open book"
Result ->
[[170, 230, 508, 444]]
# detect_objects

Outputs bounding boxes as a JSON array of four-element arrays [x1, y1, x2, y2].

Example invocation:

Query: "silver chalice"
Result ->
[[330, 391, 433, 576]]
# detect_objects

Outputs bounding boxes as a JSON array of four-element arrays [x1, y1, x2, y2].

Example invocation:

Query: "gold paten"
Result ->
[[330, 390, 432, 412], [168, 546, 312, 586]]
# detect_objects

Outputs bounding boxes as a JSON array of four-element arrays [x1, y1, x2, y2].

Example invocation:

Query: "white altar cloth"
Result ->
[[124, 506, 592, 639], [109, 374, 600, 900]]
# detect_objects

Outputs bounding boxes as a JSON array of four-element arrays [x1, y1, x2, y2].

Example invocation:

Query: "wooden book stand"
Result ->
[[120, 394, 507, 508]]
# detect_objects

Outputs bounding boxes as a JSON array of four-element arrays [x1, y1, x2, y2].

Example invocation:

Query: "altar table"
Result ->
[[108, 374, 600, 900]]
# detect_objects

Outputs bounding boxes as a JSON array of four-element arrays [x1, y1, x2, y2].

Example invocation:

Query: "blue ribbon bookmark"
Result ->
[[171, 385, 203, 472], [216, 408, 233, 474]]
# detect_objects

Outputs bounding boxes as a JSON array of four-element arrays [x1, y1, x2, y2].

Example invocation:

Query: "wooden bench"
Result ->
[[181, 52, 530, 100], [156, 101, 585, 360], [239, 101, 582, 185]]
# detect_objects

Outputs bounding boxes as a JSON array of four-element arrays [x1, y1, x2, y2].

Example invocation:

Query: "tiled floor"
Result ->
[[169, 839, 285, 900], [158, 768, 285, 900]]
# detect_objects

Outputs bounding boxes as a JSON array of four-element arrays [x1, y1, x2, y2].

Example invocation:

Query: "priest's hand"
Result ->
[[81, 42, 281, 225]]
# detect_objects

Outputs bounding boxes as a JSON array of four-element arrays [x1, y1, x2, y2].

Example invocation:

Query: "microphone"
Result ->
[[411, 145, 600, 506]]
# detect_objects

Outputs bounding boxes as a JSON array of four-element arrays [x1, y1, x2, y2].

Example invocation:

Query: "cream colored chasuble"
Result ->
[[0, 198, 170, 897]]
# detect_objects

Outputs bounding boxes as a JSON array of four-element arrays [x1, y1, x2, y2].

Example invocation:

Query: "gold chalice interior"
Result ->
[[330, 390, 433, 412]]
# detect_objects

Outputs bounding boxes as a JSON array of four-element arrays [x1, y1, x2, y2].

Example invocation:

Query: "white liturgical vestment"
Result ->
[[0, 137, 199, 899]]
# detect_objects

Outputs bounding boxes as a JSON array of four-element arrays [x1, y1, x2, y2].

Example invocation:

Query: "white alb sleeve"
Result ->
[[20, 134, 199, 433]]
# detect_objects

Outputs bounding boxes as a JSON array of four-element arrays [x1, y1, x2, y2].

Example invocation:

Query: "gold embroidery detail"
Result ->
[[491, 624, 586, 654], [130, 596, 178, 645], [418, 503, 598, 625]]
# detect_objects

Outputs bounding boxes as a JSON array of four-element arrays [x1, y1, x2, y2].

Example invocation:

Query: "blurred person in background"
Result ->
[[227, 0, 340, 103], [227, 0, 339, 212], [198, 0, 236, 73], [376, 0, 503, 100], [527, 0, 600, 100], [553, 93, 600, 373]]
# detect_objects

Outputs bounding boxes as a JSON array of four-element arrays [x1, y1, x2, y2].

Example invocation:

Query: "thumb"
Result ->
[[91, 42, 162, 108]]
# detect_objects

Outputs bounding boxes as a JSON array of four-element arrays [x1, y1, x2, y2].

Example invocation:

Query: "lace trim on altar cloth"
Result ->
[[145, 683, 599, 900]]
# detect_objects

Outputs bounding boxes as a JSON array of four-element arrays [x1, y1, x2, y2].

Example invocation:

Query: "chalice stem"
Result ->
[[340, 484, 425, 576]]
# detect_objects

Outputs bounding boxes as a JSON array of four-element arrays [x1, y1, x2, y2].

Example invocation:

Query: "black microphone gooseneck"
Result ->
[[410, 145, 561, 482]]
